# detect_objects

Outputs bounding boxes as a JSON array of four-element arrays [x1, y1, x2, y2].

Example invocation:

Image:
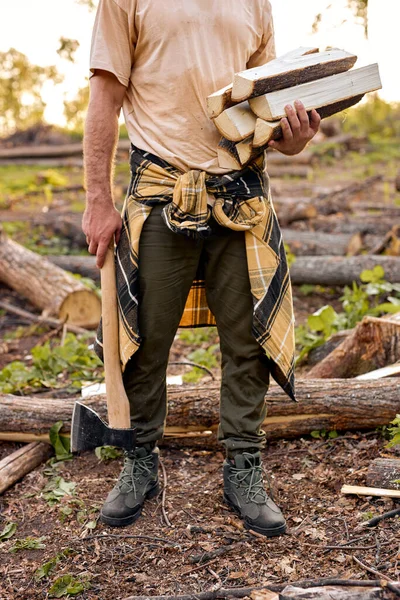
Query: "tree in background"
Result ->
[[0, 49, 62, 136], [64, 83, 90, 133], [57, 37, 80, 63], [313, 0, 369, 37]]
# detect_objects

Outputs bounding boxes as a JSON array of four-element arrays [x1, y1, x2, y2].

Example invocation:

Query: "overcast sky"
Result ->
[[1, 0, 398, 125]]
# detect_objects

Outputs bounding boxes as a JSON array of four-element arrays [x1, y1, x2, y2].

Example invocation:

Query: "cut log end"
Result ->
[[59, 289, 101, 328]]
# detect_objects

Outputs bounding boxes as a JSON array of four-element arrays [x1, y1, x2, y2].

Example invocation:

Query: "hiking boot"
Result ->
[[100, 446, 160, 527], [223, 450, 286, 537]]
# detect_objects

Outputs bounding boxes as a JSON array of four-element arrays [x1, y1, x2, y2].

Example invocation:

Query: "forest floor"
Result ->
[[1, 143, 400, 599]]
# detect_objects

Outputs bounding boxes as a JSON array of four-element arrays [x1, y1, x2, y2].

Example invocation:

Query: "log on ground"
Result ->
[[46, 254, 400, 287], [1, 378, 400, 447], [307, 316, 400, 379], [0, 442, 52, 495], [0, 229, 101, 328], [290, 256, 400, 286], [367, 458, 400, 491]]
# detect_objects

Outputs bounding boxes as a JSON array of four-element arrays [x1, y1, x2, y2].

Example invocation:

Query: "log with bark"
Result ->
[[253, 96, 365, 148], [0, 442, 52, 495], [231, 48, 355, 102], [45, 254, 400, 287], [249, 65, 381, 120], [305, 215, 400, 237], [0, 229, 101, 328], [0, 139, 131, 161], [290, 256, 400, 286], [281, 230, 373, 255], [307, 315, 400, 379], [1, 378, 400, 447], [312, 175, 383, 216], [367, 458, 400, 491], [206, 47, 320, 118]]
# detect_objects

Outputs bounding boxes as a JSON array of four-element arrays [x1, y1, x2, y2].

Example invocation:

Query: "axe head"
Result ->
[[71, 401, 136, 453]]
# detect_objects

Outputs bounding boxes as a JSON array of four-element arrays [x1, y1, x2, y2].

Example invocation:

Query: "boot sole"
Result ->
[[223, 494, 287, 538], [100, 483, 160, 528]]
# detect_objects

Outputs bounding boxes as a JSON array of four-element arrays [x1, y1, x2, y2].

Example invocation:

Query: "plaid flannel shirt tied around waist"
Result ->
[[94, 145, 297, 402]]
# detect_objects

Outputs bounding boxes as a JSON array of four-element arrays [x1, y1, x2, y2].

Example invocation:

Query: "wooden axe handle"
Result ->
[[100, 244, 131, 429]]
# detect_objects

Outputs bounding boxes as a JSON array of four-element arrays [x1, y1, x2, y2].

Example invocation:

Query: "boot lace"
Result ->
[[116, 453, 154, 498], [229, 463, 272, 504]]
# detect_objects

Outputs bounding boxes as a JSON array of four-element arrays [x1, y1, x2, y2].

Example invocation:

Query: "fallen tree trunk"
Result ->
[[0, 139, 131, 160], [313, 175, 383, 215], [1, 378, 400, 447], [304, 215, 397, 236], [0, 442, 52, 495], [45, 254, 400, 287], [290, 256, 400, 286], [281, 230, 378, 256], [367, 458, 400, 491], [277, 203, 318, 226], [307, 316, 400, 379], [0, 229, 101, 327]]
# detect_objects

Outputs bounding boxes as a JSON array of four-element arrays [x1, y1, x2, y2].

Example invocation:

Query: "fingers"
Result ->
[[284, 104, 301, 135], [309, 108, 321, 133], [96, 241, 109, 269], [294, 100, 310, 131]]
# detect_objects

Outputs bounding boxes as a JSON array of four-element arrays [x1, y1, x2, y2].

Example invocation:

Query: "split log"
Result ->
[[1, 378, 400, 447], [206, 48, 320, 118], [213, 101, 257, 142], [341, 484, 400, 499], [290, 256, 400, 286], [0, 230, 101, 328], [0, 442, 52, 495], [249, 65, 381, 120], [206, 83, 235, 119], [367, 458, 400, 491], [307, 316, 400, 379], [217, 137, 242, 170], [231, 48, 355, 102], [252, 96, 366, 148]]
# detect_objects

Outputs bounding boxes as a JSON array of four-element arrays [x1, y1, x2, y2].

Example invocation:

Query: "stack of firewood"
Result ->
[[207, 47, 381, 170]]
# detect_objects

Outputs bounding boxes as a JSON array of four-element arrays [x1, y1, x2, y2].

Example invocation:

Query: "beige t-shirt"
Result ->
[[89, 0, 275, 174]]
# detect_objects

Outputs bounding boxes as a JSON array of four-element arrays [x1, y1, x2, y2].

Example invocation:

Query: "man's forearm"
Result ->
[[84, 98, 119, 205]]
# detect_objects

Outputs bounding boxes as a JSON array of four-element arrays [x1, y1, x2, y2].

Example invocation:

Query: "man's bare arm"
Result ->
[[83, 70, 127, 268]]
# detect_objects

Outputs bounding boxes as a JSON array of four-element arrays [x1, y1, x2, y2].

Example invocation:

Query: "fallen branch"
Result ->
[[122, 579, 400, 600], [159, 458, 172, 528], [352, 554, 395, 582], [0, 442, 52, 494], [366, 507, 400, 528], [0, 300, 91, 336], [188, 542, 245, 565]]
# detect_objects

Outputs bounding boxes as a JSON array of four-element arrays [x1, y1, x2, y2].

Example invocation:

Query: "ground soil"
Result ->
[[1, 152, 400, 599]]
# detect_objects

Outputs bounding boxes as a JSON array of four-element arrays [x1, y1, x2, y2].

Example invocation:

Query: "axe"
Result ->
[[71, 243, 136, 453]]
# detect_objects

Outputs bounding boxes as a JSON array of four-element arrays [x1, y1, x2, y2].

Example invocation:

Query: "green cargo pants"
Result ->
[[122, 204, 270, 451]]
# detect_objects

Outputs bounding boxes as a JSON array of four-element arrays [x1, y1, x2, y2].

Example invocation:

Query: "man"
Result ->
[[83, 0, 320, 536]]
